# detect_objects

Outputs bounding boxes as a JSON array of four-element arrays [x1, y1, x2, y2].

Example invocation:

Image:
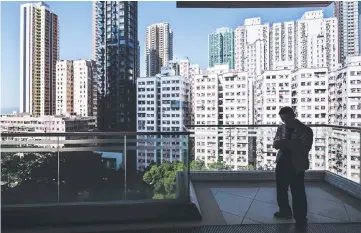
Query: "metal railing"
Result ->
[[186, 124, 361, 184], [1, 131, 191, 206], [1, 124, 361, 207]]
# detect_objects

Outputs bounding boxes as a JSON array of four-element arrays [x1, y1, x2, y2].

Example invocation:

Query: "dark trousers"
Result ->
[[276, 162, 308, 224]]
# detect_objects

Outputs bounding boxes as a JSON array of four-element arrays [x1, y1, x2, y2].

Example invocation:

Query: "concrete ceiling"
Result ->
[[176, 1, 332, 9]]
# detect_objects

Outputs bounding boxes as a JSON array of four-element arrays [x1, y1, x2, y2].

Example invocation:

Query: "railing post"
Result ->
[[124, 135, 127, 200], [359, 130, 361, 185], [187, 134, 191, 203], [57, 135, 60, 203]]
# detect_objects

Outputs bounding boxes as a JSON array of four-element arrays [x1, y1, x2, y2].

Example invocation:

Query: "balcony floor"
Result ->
[[193, 181, 361, 225]]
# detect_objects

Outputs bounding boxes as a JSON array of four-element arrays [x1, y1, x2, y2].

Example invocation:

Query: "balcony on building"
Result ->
[[1, 124, 361, 233]]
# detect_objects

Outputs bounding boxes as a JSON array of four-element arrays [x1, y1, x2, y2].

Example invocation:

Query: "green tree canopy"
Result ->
[[143, 161, 184, 199], [143, 160, 255, 199]]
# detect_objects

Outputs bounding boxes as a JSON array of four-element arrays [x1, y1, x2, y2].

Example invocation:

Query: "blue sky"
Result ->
[[1, 1, 333, 109]]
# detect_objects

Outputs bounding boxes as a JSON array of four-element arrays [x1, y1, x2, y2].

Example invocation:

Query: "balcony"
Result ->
[[1, 125, 361, 233]]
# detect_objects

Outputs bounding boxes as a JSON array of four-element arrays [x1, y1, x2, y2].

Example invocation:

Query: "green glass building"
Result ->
[[208, 27, 234, 69]]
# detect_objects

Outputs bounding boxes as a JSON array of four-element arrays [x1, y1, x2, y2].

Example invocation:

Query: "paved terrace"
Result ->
[[191, 171, 361, 225]]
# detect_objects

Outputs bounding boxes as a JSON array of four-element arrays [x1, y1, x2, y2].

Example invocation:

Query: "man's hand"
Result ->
[[274, 139, 288, 150]]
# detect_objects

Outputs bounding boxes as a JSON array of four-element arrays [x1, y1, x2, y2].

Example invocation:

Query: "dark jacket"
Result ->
[[274, 119, 313, 173]]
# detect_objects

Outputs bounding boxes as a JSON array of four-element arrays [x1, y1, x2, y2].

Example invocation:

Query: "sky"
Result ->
[[0, 1, 334, 109]]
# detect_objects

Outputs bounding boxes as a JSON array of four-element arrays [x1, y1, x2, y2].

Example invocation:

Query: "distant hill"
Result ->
[[1, 107, 19, 115]]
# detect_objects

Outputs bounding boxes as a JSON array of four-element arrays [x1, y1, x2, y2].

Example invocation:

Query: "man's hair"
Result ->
[[279, 106, 295, 116]]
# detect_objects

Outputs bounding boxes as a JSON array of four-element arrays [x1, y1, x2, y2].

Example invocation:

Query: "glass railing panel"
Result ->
[[327, 127, 360, 184], [58, 133, 127, 202], [1, 131, 191, 206], [1, 134, 59, 205], [188, 125, 360, 184], [189, 125, 279, 171]]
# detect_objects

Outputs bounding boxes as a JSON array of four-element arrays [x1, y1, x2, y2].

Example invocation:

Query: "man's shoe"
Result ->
[[273, 211, 293, 219], [295, 223, 307, 232]]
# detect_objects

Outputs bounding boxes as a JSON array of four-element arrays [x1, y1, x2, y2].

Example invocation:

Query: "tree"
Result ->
[[1, 149, 152, 204], [208, 161, 232, 170], [143, 161, 184, 199], [190, 159, 207, 171]]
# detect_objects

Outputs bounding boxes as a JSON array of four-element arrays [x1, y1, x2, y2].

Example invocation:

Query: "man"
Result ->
[[273, 106, 313, 232]]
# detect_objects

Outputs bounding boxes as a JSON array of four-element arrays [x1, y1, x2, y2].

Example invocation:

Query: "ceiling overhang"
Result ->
[[176, 1, 332, 9]]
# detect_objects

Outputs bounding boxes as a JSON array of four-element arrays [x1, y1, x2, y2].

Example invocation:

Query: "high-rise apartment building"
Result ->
[[270, 21, 295, 70], [335, 1, 361, 64], [20, 2, 59, 116], [295, 11, 338, 71], [291, 68, 329, 125], [56, 60, 96, 117], [254, 69, 292, 125], [136, 73, 190, 170], [208, 27, 234, 69], [234, 18, 270, 77], [291, 68, 329, 171], [93, 1, 139, 131], [92, 1, 97, 61], [145, 22, 173, 76], [189, 64, 201, 125], [235, 12, 338, 75], [329, 56, 361, 183], [194, 65, 249, 168], [254, 69, 292, 169], [234, 18, 270, 124], [73, 60, 96, 117], [56, 61, 73, 115], [179, 58, 190, 79]]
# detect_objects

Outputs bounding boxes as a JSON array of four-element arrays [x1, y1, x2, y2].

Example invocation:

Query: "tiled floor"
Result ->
[[211, 185, 361, 225]]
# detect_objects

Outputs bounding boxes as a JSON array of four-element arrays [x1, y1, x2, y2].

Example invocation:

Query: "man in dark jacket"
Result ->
[[273, 107, 313, 232]]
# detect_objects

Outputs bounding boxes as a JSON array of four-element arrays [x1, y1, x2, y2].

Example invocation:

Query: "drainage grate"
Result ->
[[116, 223, 361, 233]]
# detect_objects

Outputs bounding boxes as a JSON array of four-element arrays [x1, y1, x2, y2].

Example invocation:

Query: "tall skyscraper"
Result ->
[[145, 22, 173, 76], [208, 27, 234, 69], [93, 1, 139, 131], [335, 1, 361, 64], [92, 1, 97, 61], [19, 2, 59, 116]]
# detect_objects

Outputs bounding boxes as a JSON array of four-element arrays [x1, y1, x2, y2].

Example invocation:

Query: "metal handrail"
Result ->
[[185, 124, 361, 131], [2, 124, 360, 138], [0, 131, 192, 137]]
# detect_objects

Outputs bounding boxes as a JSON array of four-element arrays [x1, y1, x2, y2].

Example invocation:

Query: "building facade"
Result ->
[[194, 65, 249, 169], [56, 60, 96, 117], [254, 69, 292, 169], [328, 56, 361, 183], [20, 2, 59, 116], [234, 18, 270, 77], [270, 21, 295, 70], [145, 22, 173, 76], [335, 1, 361, 64], [92, 1, 98, 61], [93, 1, 139, 131], [0, 113, 96, 133], [56, 60, 73, 115], [208, 27, 234, 69], [295, 11, 338, 71], [189, 64, 201, 125], [179, 58, 190, 79], [136, 74, 190, 170]]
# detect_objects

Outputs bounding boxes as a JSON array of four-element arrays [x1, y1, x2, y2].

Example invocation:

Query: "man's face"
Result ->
[[280, 113, 295, 126]]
